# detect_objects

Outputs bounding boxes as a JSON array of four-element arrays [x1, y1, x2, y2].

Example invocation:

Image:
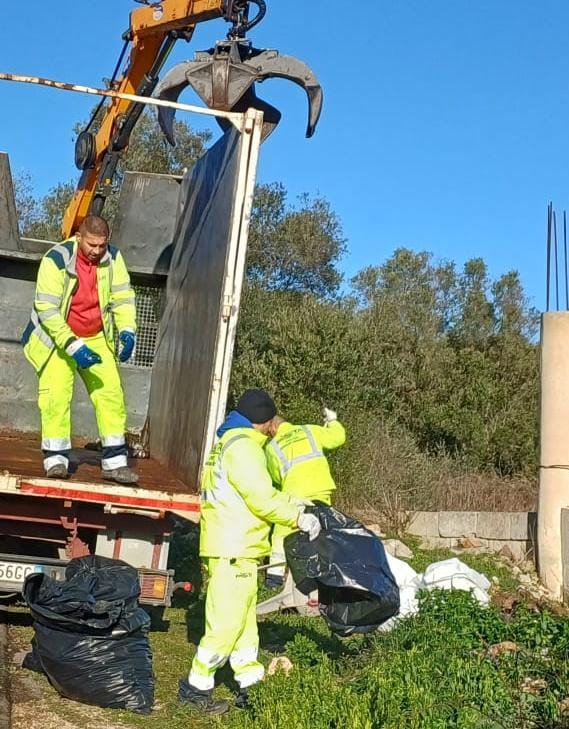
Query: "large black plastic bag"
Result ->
[[23, 555, 154, 713], [284, 505, 400, 636]]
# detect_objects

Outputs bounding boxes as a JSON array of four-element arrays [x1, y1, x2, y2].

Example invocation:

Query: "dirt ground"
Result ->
[[7, 624, 128, 729]]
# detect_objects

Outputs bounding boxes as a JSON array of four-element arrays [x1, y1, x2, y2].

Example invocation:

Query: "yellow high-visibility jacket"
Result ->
[[22, 237, 136, 372], [200, 427, 300, 559], [265, 420, 346, 500]]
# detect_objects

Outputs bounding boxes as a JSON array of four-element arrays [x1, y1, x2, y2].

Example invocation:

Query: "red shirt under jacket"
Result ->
[[66, 250, 104, 338]]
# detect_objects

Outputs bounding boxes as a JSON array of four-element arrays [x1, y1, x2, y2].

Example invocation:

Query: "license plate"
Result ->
[[0, 561, 43, 584]]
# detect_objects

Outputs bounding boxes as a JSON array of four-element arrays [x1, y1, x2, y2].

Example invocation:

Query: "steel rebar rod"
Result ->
[[554, 210, 560, 310], [547, 202, 552, 311]]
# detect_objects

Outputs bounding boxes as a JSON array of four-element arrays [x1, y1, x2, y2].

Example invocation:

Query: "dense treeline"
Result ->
[[15, 113, 539, 511]]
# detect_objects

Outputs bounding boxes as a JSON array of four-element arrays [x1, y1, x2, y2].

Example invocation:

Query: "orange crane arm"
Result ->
[[62, 0, 226, 238]]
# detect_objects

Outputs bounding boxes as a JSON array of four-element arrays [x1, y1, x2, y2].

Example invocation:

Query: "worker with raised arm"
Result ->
[[264, 406, 346, 588], [21, 215, 138, 485], [178, 389, 321, 716]]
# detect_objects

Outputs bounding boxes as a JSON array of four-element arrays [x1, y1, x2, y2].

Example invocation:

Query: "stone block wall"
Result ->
[[405, 511, 537, 562]]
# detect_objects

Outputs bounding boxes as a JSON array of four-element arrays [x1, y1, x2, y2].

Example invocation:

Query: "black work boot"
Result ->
[[178, 677, 229, 716], [46, 463, 68, 479], [102, 466, 139, 485], [235, 687, 250, 709]]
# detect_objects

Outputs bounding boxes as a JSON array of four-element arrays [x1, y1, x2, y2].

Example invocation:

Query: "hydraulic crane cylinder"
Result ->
[[538, 311, 569, 598]]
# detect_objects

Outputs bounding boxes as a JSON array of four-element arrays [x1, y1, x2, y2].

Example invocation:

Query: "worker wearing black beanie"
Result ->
[[236, 388, 277, 424], [181, 387, 321, 714]]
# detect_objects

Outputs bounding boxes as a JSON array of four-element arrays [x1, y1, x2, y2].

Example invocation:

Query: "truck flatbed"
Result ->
[[0, 433, 200, 520]]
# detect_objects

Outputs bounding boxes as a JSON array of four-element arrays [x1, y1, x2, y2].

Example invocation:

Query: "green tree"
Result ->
[[12, 172, 39, 236], [451, 258, 494, 349], [492, 270, 539, 340], [231, 285, 363, 420], [22, 181, 75, 241], [347, 249, 538, 474], [247, 183, 346, 297], [351, 249, 458, 429]]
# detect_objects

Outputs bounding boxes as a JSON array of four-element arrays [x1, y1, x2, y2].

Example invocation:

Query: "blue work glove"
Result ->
[[65, 339, 102, 369], [118, 330, 136, 363]]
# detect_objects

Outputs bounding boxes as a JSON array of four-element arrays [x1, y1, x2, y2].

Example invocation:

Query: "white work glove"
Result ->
[[291, 497, 314, 507], [322, 407, 337, 424], [297, 512, 321, 541]]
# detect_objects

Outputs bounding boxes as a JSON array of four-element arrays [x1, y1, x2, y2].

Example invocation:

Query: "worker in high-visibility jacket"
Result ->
[[21, 215, 138, 484], [179, 389, 321, 716], [264, 407, 346, 588]]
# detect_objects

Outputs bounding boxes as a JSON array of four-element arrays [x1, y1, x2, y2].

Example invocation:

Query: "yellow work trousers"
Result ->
[[189, 557, 264, 692], [267, 490, 332, 580], [38, 332, 127, 471]]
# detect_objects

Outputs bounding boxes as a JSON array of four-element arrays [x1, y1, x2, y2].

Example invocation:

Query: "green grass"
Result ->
[[11, 543, 569, 729], [226, 590, 569, 729]]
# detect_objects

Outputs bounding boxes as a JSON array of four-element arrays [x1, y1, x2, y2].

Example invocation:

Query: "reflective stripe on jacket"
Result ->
[[265, 420, 346, 499], [22, 237, 136, 372], [199, 427, 300, 559]]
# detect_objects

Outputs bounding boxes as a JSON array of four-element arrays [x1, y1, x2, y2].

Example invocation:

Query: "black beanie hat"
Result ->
[[236, 389, 277, 424]]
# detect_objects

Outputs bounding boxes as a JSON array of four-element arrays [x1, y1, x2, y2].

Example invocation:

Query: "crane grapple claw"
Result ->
[[154, 39, 323, 143]]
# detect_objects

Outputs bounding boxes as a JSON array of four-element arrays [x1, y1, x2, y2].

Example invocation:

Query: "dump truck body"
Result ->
[[0, 110, 263, 604]]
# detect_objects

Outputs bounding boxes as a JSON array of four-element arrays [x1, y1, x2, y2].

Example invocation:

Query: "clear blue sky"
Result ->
[[1, 0, 568, 308]]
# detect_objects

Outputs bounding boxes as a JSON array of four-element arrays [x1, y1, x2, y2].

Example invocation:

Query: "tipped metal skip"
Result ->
[[155, 39, 323, 142]]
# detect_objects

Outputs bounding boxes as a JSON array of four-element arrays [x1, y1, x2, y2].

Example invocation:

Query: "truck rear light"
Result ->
[[139, 572, 168, 602], [173, 581, 193, 593]]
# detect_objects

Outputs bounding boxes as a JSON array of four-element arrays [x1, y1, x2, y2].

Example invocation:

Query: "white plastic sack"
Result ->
[[420, 558, 491, 606], [379, 555, 491, 632], [379, 554, 420, 632]]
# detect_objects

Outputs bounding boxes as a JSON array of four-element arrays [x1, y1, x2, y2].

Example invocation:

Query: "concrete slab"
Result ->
[[383, 539, 414, 559], [407, 511, 439, 538], [439, 511, 477, 538], [490, 540, 527, 562], [509, 512, 530, 540], [477, 512, 510, 540]]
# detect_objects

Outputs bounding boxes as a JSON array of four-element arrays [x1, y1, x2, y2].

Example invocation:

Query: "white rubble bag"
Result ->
[[420, 557, 491, 605], [379, 553, 421, 632], [379, 554, 491, 632]]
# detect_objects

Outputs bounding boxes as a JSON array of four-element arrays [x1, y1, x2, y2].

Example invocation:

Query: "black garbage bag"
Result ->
[[284, 504, 400, 636], [23, 555, 154, 714]]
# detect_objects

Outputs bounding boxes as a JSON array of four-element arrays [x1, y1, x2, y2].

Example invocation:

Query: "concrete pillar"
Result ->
[[538, 312, 569, 598]]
